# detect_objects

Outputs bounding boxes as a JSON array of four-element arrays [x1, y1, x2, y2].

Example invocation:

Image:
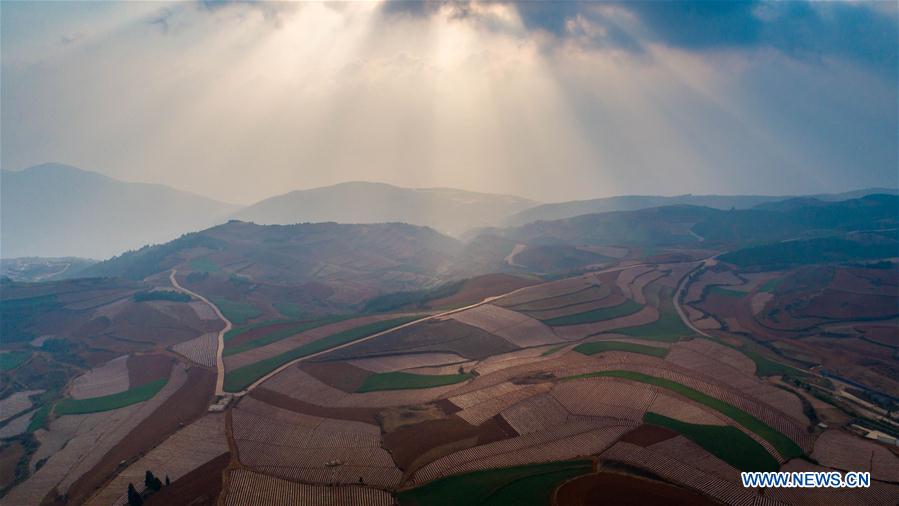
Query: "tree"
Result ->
[[145, 470, 162, 492], [127, 483, 143, 506]]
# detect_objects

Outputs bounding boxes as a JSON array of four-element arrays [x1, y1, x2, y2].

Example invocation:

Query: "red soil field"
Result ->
[[554, 472, 719, 506], [856, 325, 899, 347], [383, 414, 518, 473], [248, 388, 380, 425], [434, 398, 462, 414], [0, 442, 23, 489], [298, 361, 372, 393], [427, 274, 539, 309], [106, 303, 205, 345], [803, 290, 898, 319], [63, 367, 215, 505], [619, 424, 678, 447], [478, 414, 519, 443], [144, 452, 229, 506], [383, 417, 481, 470], [127, 353, 174, 388]]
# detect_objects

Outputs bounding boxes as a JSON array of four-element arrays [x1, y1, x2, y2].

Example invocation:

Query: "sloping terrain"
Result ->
[[1, 164, 238, 259], [232, 181, 537, 237]]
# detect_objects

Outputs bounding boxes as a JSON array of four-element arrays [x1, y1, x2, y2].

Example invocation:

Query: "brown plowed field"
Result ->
[[804, 290, 898, 320], [248, 388, 380, 425], [555, 472, 719, 506], [226, 320, 316, 348], [384, 416, 480, 470], [856, 324, 899, 347], [619, 424, 678, 447], [144, 452, 229, 506], [0, 442, 23, 489], [127, 353, 174, 388], [63, 367, 215, 505], [298, 361, 372, 392]]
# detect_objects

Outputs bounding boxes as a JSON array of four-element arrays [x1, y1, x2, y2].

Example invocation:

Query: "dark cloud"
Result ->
[[376, 1, 897, 77], [146, 8, 175, 33], [195, 0, 298, 26], [378, 0, 472, 21]]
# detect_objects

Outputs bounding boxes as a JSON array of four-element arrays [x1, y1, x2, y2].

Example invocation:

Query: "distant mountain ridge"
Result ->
[[504, 188, 899, 226], [230, 181, 537, 237], [1, 164, 239, 259]]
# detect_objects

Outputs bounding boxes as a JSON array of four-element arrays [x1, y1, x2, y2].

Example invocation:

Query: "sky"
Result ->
[[2, 0, 897, 205]]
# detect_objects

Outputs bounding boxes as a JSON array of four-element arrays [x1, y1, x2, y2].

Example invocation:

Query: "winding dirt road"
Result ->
[[169, 270, 230, 396]]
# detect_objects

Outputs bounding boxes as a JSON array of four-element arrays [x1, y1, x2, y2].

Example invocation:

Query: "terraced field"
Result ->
[[224, 316, 419, 392]]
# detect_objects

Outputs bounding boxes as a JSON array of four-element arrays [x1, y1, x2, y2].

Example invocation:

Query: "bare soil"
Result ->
[[63, 367, 215, 505], [127, 353, 174, 388], [298, 361, 372, 393], [248, 388, 380, 425], [0, 441, 23, 489], [427, 274, 539, 309], [618, 424, 678, 447], [144, 452, 229, 506]]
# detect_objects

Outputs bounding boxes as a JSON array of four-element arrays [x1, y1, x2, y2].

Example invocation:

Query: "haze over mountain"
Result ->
[[1, 164, 239, 259], [230, 181, 537, 237], [504, 189, 899, 227]]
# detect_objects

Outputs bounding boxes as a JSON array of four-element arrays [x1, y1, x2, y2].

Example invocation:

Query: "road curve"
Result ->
[[672, 260, 714, 339], [235, 262, 661, 395], [169, 269, 231, 396]]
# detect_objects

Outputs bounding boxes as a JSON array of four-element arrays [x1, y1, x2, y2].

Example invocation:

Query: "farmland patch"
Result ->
[[357, 371, 472, 392]]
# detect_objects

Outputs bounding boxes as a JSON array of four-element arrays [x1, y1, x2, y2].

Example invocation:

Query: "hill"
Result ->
[[81, 220, 463, 316], [230, 181, 537, 237], [505, 188, 899, 227], [471, 195, 899, 273], [1, 164, 239, 259]]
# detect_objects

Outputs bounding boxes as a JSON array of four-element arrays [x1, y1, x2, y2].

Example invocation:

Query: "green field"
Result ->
[[26, 403, 52, 432], [357, 371, 472, 392], [188, 256, 220, 273], [55, 378, 167, 415], [615, 286, 693, 342], [224, 315, 356, 356], [0, 351, 31, 371], [224, 316, 419, 392], [574, 341, 668, 358], [739, 346, 808, 378], [541, 299, 643, 327], [708, 286, 746, 298], [759, 278, 783, 293], [397, 460, 592, 506], [643, 412, 779, 472], [210, 297, 262, 325], [561, 370, 803, 460], [541, 344, 566, 357], [273, 302, 305, 319]]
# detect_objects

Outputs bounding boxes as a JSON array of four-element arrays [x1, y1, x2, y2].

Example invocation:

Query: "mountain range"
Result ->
[[3, 163, 897, 260]]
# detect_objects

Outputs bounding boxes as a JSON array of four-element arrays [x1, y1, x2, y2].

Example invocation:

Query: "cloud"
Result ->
[[375, 1, 897, 77]]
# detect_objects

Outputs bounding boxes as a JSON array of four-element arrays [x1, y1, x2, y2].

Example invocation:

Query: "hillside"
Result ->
[[471, 195, 899, 273], [1, 164, 239, 259], [231, 181, 537, 237], [506, 188, 899, 227], [82, 220, 463, 316]]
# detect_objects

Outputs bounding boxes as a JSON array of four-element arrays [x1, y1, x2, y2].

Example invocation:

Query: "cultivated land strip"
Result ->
[[169, 269, 231, 396], [234, 263, 655, 397]]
